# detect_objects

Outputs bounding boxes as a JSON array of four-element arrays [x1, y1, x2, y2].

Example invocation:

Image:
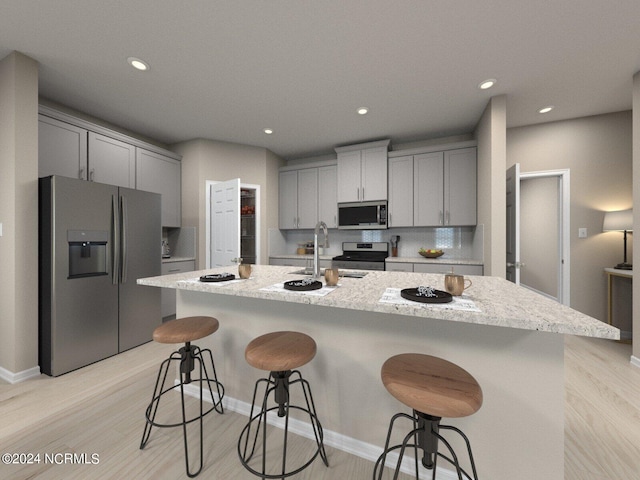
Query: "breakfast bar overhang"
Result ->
[[138, 265, 619, 480]]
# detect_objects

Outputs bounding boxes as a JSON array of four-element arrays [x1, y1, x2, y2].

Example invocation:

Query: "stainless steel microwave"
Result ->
[[337, 200, 388, 230]]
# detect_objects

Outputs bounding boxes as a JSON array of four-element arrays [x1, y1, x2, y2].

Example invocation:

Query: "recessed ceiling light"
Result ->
[[478, 79, 496, 90], [263, 128, 273, 135], [127, 57, 149, 71], [357, 107, 369, 115], [538, 106, 554, 114]]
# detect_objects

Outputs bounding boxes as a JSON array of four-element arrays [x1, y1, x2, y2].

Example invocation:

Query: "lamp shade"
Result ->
[[603, 209, 633, 232]]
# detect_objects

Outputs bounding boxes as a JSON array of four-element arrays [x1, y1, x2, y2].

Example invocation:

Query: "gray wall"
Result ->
[[0, 52, 39, 377], [507, 111, 632, 324], [172, 138, 284, 269]]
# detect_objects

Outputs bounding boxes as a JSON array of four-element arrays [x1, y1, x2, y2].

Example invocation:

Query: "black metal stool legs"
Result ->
[[140, 342, 225, 478], [373, 410, 479, 480], [238, 369, 328, 479]]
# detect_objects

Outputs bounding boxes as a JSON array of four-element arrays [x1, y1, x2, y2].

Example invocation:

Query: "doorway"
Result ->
[[506, 166, 570, 305], [205, 179, 260, 268]]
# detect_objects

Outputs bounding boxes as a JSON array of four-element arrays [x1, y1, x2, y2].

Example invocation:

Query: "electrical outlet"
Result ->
[[578, 227, 587, 238]]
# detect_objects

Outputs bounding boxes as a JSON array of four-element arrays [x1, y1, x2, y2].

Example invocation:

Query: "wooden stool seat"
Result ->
[[245, 331, 316, 372], [152, 316, 219, 344], [381, 353, 483, 418]]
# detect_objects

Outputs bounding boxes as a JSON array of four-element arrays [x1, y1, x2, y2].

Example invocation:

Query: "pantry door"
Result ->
[[209, 178, 241, 267]]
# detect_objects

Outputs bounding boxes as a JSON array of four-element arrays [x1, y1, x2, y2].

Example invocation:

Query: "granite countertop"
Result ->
[[138, 265, 618, 339], [385, 256, 483, 265]]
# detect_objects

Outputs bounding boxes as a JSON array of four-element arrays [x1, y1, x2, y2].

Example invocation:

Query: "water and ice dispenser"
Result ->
[[67, 230, 108, 278]]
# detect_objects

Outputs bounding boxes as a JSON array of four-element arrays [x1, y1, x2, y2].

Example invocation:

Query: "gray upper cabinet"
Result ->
[[444, 147, 477, 226], [414, 152, 445, 226], [88, 132, 136, 188], [38, 115, 88, 179], [318, 165, 338, 228], [414, 147, 476, 227], [136, 148, 182, 227], [388, 156, 414, 227], [38, 106, 182, 226], [278, 163, 337, 230], [278, 168, 319, 229], [336, 140, 390, 203]]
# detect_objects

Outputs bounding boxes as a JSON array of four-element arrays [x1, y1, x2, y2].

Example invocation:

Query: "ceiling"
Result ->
[[2, 1, 640, 160]]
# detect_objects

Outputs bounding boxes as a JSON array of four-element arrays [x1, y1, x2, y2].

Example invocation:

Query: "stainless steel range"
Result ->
[[332, 242, 389, 271]]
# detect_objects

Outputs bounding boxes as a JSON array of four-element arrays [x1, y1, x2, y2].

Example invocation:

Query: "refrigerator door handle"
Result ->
[[112, 194, 120, 285], [120, 195, 128, 284]]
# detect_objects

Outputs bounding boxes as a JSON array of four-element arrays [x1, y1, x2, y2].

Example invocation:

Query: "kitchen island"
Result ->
[[139, 265, 618, 480]]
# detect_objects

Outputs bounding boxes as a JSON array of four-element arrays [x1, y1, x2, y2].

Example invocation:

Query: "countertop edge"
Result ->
[[138, 266, 619, 340]]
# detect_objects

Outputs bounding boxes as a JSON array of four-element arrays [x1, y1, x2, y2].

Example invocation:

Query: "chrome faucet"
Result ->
[[313, 221, 329, 279]]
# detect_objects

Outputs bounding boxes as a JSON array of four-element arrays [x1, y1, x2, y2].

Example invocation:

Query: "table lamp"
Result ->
[[603, 209, 633, 270]]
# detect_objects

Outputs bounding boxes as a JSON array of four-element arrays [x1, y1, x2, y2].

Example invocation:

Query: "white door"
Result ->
[[210, 178, 240, 267], [506, 163, 521, 284]]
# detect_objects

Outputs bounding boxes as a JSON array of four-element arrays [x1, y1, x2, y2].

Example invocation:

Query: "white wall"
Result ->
[[0, 52, 39, 378], [508, 111, 632, 323]]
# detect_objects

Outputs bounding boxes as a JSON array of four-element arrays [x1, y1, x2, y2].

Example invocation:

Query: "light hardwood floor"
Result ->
[[1, 335, 639, 479]]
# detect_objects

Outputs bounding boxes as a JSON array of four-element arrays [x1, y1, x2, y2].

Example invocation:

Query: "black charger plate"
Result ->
[[200, 273, 236, 282], [284, 279, 323, 291], [400, 288, 452, 304]]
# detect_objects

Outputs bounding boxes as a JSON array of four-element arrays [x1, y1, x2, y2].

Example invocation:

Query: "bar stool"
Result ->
[[140, 316, 225, 478], [374, 353, 482, 480], [238, 331, 329, 479]]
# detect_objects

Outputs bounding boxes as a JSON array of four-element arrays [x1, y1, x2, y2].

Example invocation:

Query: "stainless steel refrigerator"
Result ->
[[39, 175, 161, 376]]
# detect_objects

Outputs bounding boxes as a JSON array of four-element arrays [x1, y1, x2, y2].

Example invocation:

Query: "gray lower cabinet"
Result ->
[[385, 262, 414, 272], [386, 262, 483, 275], [161, 260, 195, 319], [413, 263, 483, 275]]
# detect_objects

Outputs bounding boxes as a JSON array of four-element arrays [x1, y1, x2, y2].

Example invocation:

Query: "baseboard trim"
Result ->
[[0, 365, 41, 384], [631, 355, 640, 369], [177, 381, 459, 480]]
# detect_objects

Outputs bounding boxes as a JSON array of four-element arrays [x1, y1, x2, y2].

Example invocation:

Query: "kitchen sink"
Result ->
[[288, 269, 368, 278]]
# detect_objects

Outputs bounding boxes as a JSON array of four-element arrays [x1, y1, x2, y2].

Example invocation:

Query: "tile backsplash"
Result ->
[[270, 225, 483, 261]]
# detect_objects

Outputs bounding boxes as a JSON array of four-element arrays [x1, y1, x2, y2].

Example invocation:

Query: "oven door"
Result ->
[[338, 201, 387, 230]]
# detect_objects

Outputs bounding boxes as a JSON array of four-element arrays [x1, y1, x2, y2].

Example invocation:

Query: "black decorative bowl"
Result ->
[[199, 273, 236, 282], [400, 287, 452, 304], [283, 279, 323, 291]]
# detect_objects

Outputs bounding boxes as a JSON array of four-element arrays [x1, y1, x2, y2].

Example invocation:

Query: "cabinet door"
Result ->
[[38, 116, 87, 179], [337, 150, 362, 202], [388, 156, 414, 227], [161, 260, 195, 318], [136, 148, 181, 227], [445, 147, 477, 226], [296, 168, 319, 228], [361, 146, 388, 201], [385, 262, 414, 272], [318, 165, 338, 227], [413, 263, 483, 276], [414, 152, 444, 226], [279, 170, 299, 229], [88, 132, 136, 188]]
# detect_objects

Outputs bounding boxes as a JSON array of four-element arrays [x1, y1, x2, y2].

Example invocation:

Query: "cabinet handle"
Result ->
[[439, 211, 444, 225], [357, 187, 360, 200], [362, 187, 365, 200], [168, 268, 180, 273], [89, 168, 95, 182], [334, 214, 337, 228], [79, 167, 85, 180], [389, 213, 392, 227], [446, 211, 450, 225]]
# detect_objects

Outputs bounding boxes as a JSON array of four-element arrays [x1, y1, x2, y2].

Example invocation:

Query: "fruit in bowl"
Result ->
[[419, 248, 444, 258]]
